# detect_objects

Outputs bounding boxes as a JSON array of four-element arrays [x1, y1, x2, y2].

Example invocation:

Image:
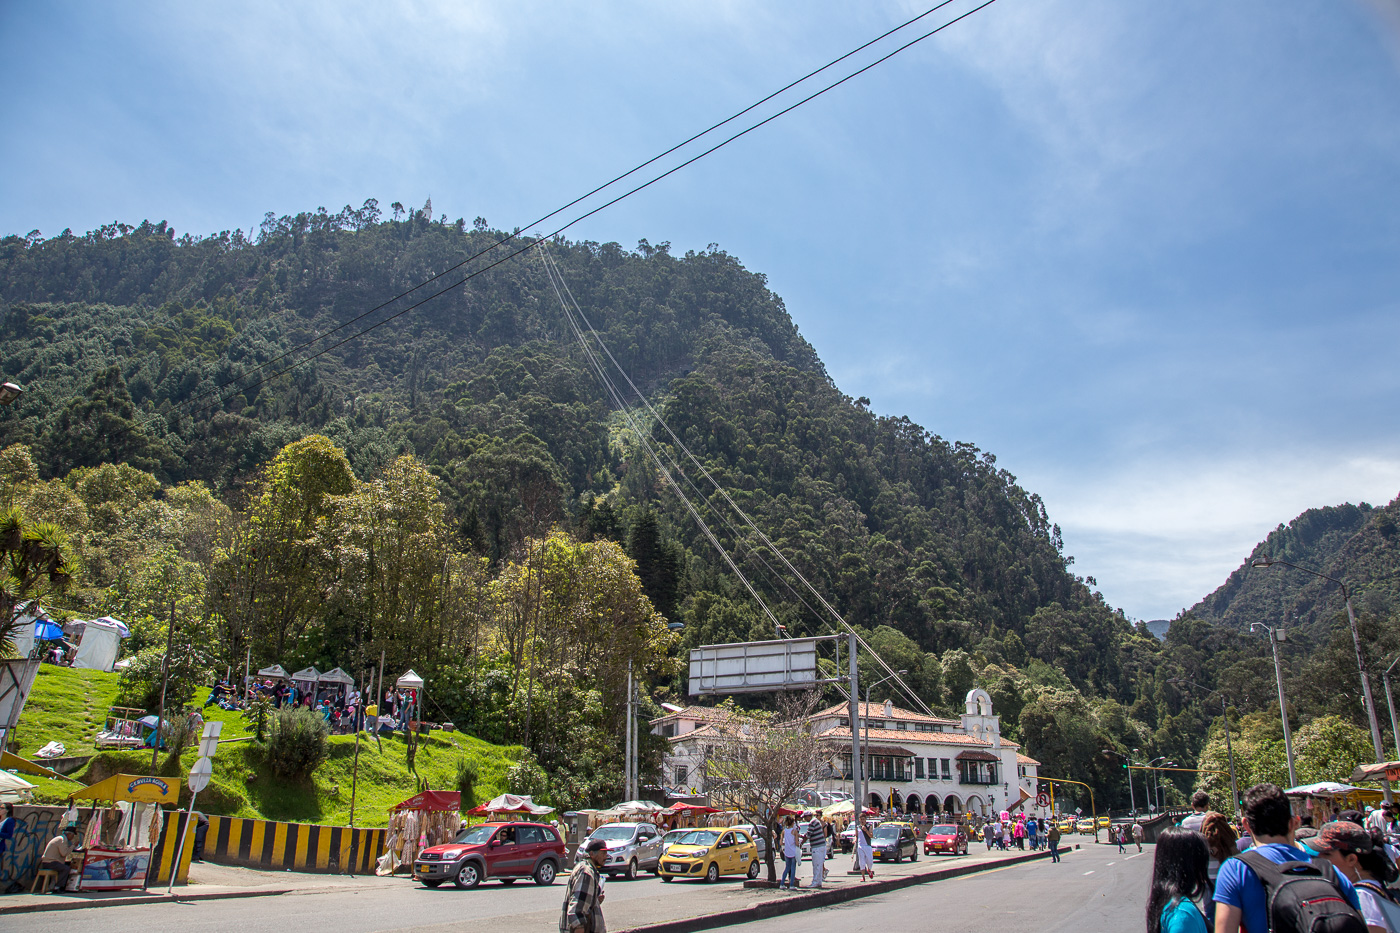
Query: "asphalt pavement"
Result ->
[[1, 841, 1139, 933]]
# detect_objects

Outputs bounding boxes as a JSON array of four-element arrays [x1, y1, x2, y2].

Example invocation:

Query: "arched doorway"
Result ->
[[869, 792, 884, 810], [966, 795, 985, 816], [943, 795, 961, 815], [906, 794, 922, 815]]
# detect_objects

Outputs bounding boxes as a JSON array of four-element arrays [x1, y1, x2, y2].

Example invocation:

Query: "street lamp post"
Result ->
[[1252, 557, 1392, 803], [1169, 678, 1240, 817], [861, 669, 907, 811], [1146, 756, 1169, 813], [1251, 622, 1297, 789], [1383, 656, 1400, 757]]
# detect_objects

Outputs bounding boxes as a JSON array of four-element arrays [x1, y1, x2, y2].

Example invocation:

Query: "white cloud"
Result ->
[[1027, 449, 1400, 620]]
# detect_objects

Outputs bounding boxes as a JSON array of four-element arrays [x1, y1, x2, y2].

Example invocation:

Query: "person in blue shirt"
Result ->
[[1147, 826, 1211, 933], [1214, 782, 1362, 933]]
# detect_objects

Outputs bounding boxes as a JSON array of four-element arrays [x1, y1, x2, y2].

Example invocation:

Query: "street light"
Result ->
[[1383, 655, 1400, 757], [1251, 556, 1392, 803], [1169, 678, 1241, 818], [862, 669, 907, 810], [0, 382, 22, 406], [1250, 621, 1297, 788]]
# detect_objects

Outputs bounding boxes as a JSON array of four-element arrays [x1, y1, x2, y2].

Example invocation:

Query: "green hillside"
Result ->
[[13, 667, 521, 826]]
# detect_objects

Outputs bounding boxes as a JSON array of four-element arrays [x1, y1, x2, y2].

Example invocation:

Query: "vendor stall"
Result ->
[[68, 772, 178, 891], [1286, 780, 1384, 820], [72, 618, 128, 672], [465, 793, 554, 818], [291, 666, 321, 701], [378, 789, 462, 876]]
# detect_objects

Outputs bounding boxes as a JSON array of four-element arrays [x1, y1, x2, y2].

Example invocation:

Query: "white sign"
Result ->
[[688, 637, 825, 696], [203, 720, 223, 739], [188, 757, 213, 793]]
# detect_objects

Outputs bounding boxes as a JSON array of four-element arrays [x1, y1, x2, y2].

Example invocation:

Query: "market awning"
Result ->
[[1350, 762, 1400, 784], [661, 802, 717, 815], [1, 750, 67, 780], [257, 664, 290, 680], [1292, 780, 1384, 800], [397, 669, 425, 690], [290, 666, 321, 682], [0, 770, 36, 802], [318, 667, 354, 685], [466, 793, 553, 816], [69, 773, 177, 805], [956, 750, 1000, 762], [615, 799, 663, 813], [393, 790, 461, 811]]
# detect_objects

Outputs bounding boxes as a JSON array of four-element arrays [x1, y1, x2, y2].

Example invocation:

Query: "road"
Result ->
[[4, 845, 1150, 933], [724, 845, 1153, 933]]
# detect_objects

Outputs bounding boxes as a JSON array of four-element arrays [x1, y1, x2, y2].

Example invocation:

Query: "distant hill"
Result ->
[[1185, 497, 1400, 637], [1145, 619, 1171, 641]]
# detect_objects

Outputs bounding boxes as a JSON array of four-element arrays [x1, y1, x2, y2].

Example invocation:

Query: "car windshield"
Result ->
[[930, 825, 957, 835], [454, 826, 496, 845], [872, 825, 901, 842], [678, 830, 720, 846], [590, 826, 637, 841]]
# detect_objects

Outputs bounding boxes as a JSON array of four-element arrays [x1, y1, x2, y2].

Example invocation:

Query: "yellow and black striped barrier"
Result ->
[[204, 816, 385, 874], [149, 809, 198, 886]]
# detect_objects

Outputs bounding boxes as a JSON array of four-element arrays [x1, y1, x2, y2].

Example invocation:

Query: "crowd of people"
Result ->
[[1147, 785, 1400, 933], [203, 675, 424, 737]]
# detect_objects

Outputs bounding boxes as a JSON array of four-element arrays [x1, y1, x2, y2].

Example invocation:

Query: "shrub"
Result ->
[[115, 646, 210, 711], [455, 759, 479, 809], [264, 706, 330, 779]]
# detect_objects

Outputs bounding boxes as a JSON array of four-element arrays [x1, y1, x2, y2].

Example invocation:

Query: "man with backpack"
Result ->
[[1214, 782, 1365, 933]]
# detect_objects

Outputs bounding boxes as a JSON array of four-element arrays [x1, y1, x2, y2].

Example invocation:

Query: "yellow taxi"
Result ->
[[658, 827, 760, 883], [1096, 816, 1111, 830], [1076, 818, 1096, 834], [1056, 819, 1076, 834]]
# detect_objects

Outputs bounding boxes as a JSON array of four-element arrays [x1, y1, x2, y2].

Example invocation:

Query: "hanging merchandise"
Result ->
[[377, 790, 461, 875]]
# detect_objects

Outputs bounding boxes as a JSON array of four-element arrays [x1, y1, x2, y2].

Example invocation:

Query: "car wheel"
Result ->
[[454, 862, 481, 890], [911, 848, 917, 862], [747, 860, 760, 879], [662, 875, 673, 883], [625, 858, 638, 880], [421, 879, 443, 888], [705, 862, 720, 883], [500, 878, 517, 885], [534, 861, 557, 885]]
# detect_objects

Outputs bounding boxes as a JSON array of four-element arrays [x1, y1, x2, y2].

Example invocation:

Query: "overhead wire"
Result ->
[[173, 0, 963, 417], [540, 239, 936, 718], [171, 0, 1002, 424]]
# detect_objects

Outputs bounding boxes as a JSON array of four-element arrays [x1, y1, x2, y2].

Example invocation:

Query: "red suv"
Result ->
[[415, 821, 566, 889]]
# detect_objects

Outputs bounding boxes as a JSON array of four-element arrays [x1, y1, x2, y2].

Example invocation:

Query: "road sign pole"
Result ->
[[169, 722, 219, 894], [168, 788, 199, 895]]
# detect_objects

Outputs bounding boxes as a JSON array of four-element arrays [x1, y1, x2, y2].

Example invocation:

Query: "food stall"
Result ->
[[659, 801, 717, 829], [1287, 780, 1384, 821], [377, 790, 462, 876], [67, 772, 178, 890], [291, 666, 322, 703]]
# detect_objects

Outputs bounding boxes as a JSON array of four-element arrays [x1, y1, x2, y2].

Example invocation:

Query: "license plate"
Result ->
[[666, 863, 686, 872], [418, 864, 430, 872]]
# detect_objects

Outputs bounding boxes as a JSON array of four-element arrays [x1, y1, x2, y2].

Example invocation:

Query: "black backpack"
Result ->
[[1237, 850, 1367, 933]]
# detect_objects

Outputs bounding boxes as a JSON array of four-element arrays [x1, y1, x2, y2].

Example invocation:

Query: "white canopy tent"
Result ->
[[73, 618, 127, 672], [0, 769, 36, 803]]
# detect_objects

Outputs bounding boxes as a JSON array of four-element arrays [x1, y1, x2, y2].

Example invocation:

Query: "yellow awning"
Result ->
[[68, 773, 177, 805], [1, 750, 66, 779]]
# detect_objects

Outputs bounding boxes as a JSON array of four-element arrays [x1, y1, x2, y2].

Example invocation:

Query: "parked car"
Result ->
[[659, 827, 760, 883], [659, 828, 690, 858], [575, 822, 663, 879], [414, 821, 566, 890], [839, 825, 857, 853], [923, 823, 969, 856], [870, 821, 919, 862], [730, 823, 771, 861]]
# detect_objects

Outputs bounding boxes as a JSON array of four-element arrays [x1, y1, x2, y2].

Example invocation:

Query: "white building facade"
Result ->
[[652, 689, 1042, 819]]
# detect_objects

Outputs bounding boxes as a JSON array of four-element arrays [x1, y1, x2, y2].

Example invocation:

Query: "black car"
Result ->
[[870, 822, 919, 862]]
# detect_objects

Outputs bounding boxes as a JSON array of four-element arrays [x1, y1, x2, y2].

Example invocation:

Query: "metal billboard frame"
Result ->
[[687, 636, 836, 696]]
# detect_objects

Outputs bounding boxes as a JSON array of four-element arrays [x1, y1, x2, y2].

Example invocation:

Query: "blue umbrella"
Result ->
[[33, 619, 64, 641]]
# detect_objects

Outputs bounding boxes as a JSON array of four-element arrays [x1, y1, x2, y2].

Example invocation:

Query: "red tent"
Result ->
[[394, 790, 461, 812], [465, 793, 554, 816], [662, 802, 718, 815]]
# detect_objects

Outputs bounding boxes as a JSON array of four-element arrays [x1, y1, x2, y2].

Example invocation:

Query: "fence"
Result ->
[[203, 815, 385, 874]]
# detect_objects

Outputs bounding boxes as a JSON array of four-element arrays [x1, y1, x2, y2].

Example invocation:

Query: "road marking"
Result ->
[[1107, 862, 1115, 866], [1126, 853, 1142, 860], [1083, 870, 1095, 875]]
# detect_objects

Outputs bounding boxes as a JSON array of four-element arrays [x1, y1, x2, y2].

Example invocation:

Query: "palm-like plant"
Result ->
[[1, 507, 78, 657]]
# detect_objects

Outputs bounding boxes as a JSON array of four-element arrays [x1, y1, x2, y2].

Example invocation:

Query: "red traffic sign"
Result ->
[[1036, 793, 1050, 807]]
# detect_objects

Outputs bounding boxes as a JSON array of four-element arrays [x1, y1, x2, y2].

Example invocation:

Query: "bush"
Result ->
[[115, 646, 210, 711], [455, 759, 479, 809], [264, 706, 330, 779]]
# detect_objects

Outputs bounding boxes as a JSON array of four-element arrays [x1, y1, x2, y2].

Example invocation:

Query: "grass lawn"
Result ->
[[10, 666, 523, 827]]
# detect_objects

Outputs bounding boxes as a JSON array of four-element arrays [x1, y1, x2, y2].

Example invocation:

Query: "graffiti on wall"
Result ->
[[0, 807, 65, 891]]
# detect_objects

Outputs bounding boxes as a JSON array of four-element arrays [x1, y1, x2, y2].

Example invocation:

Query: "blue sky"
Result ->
[[3, 0, 1399, 621]]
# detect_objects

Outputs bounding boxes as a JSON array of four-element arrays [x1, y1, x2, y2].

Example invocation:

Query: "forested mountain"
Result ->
[[2, 202, 1395, 810]]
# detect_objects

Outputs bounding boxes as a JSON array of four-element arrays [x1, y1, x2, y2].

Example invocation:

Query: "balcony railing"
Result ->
[[841, 770, 911, 783], [959, 773, 999, 786]]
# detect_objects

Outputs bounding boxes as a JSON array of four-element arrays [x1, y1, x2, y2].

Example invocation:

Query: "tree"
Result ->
[[702, 692, 824, 883], [1, 506, 78, 653], [42, 365, 172, 477]]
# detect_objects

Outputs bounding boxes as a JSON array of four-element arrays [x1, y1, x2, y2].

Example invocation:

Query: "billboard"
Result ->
[[688, 637, 826, 695]]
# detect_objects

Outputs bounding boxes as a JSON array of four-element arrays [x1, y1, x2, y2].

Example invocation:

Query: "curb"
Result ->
[[0, 886, 297, 916], [617, 846, 1073, 933]]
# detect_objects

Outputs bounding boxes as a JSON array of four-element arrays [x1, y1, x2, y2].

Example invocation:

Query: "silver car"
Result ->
[[576, 823, 662, 879]]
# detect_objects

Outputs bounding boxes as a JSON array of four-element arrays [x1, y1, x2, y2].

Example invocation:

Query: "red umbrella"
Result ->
[[663, 802, 718, 815]]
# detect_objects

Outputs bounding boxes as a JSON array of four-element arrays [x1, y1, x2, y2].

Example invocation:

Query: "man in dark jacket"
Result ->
[[561, 838, 608, 933]]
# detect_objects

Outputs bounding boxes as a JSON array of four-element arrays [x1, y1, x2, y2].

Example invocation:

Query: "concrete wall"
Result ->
[[0, 804, 194, 892], [203, 815, 385, 874]]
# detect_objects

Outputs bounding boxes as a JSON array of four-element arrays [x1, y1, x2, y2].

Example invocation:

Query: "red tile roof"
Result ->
[[812, 701, 959, 725]]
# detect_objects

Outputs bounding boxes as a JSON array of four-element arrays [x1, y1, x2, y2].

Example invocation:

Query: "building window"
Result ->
[[676, 765, 688, 786], [941, 758, 951, 779], [915, 758, 925, 778], [839, 717, 849, 727], [661, 723, 677, 737]]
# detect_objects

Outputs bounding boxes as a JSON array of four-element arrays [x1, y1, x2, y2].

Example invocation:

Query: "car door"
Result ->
[[489, 824, 523, 877], [517, 825, 545, 876], [733, 831, 754, 873], [633, 823, 655, 869], [716, 831, 737, 873]]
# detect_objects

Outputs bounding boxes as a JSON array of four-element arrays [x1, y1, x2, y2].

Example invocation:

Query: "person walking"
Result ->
[[560, 839, 608, 933], [781, 816, 801, 890], [1118, 824, 1128, 854], [1133, 820, 1145, 853], [1049, 820, 1062, 863], [1028, 817, 1039, 851], [1311, 822, 1393, 933], [1201, 811, 1238, 927], [1146, 826, 1211, 933], [1014, 818, 1026, 850], [805, 811, 827, 888], [855, 821, 875, 882]]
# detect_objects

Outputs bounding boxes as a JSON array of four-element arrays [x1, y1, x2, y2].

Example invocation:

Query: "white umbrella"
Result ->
[[614, 799, 663, 813], [0, 770, 36, 802]]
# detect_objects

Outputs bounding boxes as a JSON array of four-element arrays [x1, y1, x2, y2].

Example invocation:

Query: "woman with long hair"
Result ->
[[1200, 811, 1238, 924], [1351, 827, 1399, 932], [1146, 826, 1211, 933]]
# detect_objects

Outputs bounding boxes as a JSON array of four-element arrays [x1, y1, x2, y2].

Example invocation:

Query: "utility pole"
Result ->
[[1384, 657, 1400, 757], [1253, 623, 1297, 788], [625, 661, 635, 800], [848, 634, 861, 819], [152, 597, 176, 775]]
